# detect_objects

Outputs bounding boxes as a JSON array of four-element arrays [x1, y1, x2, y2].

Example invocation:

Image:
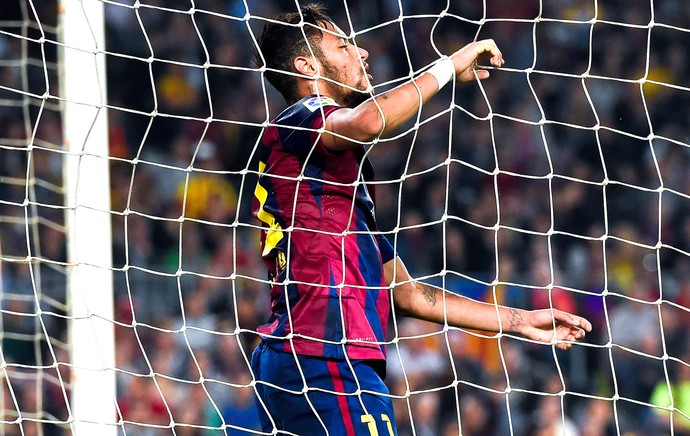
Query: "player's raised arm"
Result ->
[[384, 257, 592, 351], [321, 39, 505, 150]]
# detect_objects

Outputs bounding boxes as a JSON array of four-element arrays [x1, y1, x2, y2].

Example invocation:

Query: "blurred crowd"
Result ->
[[1, 0, 689, 435]]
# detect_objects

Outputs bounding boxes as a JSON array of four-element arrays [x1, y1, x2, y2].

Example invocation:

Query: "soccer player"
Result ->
[[250, 4, 592, 435]]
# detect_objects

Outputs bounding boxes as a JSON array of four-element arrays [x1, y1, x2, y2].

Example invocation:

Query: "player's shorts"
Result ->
[[251, 341, 398, 436]]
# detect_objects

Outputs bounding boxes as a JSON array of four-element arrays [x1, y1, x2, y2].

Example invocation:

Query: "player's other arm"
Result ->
[[322, 39, 504, 150], [385, 257, 592, 351]]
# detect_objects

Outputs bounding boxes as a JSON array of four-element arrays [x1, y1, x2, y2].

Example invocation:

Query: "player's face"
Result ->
[[315, 22, 372, 107]]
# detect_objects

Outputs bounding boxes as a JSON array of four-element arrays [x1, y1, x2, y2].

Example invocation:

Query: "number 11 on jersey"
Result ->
[[361, 414, 395, 436]]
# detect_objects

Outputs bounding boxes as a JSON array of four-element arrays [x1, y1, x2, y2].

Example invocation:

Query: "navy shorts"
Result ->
[[251, 342, 398, 435]]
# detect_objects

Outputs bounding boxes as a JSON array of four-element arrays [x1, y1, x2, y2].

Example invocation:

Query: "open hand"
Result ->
[[517, 308, 592, 351]]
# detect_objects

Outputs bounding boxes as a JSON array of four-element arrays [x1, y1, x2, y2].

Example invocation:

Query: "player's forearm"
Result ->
[[365, 72, 442, 137], [324, 72, 441, 148], [451, 294, 531, 335], [393, 280, 526, 334], [366, 39, 503, 139], [323, 40, 502, 150], [385, 257, 526, 334]]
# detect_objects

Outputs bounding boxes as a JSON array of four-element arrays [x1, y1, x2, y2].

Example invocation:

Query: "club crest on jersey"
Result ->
[[302, 96, 337, 112], [276, 250, 287, 273]]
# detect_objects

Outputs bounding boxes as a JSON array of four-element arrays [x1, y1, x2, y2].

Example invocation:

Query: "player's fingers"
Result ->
[[579, 317, 593, 332], [571, 315, 592, 333], [475, 39, 504, 67], [554, 341, 569, 351], [555, 329, 579, 350], [573, 331, 586, 342], [455, 65, 489, 83], [556, 342, 573, 351], [491, 54, 505, 67], [475, 39, 497, 54], [553, 310, 591, 333], [472, 69, 490, 80], [555, 329, 577, 342]]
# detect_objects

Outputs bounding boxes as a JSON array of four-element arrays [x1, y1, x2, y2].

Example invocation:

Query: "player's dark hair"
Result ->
[[256, 3, 333, 103]]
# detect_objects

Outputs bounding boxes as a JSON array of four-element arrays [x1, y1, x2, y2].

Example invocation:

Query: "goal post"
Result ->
[[59, 0, 116, 433]]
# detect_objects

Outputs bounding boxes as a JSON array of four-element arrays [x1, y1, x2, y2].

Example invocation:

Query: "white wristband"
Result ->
[[426, 56, 455, 90]]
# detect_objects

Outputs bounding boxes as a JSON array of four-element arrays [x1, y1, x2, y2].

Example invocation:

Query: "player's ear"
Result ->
[[293, 55, 318, 78]]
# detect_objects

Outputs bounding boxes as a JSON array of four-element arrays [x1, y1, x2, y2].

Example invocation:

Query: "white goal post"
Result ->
[[1, 0, 114, 433], [0, 1, 689, 436], [60, 0, 116, 433]]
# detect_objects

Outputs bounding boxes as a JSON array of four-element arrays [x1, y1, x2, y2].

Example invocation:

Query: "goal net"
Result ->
[[2, 0, 689, 435], [0, 1, 75, 434]]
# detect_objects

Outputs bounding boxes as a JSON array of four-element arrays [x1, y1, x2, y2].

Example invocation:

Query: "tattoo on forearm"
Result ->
[[508, 309, 525, 332], [420, 283, 436, 306]]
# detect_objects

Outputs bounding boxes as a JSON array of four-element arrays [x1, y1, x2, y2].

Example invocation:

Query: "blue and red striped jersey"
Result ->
[[252, 95, 395, 361]]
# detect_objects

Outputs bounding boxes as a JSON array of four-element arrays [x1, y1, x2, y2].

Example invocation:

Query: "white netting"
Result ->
[[0, 1, 72, 434], [1, 0, 689, 435]]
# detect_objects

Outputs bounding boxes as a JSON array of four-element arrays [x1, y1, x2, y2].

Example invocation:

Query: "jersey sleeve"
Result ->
[[275, 96, 343, 157], [377, 234, 396, 264]]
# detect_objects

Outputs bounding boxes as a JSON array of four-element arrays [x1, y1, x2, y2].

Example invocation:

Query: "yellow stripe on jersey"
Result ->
[[254, 160, 284, 256]]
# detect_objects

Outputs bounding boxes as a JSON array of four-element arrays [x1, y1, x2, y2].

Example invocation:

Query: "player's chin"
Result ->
[[343, 88, 371, 107]]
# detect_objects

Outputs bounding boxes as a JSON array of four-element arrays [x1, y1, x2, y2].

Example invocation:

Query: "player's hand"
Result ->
[[519, 309, 592, 351], [450, 38, 504, 82]]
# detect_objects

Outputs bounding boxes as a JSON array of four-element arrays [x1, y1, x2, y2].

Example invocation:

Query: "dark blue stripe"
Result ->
[[355, 206, 385, 347], [326, 267, 344, 354]]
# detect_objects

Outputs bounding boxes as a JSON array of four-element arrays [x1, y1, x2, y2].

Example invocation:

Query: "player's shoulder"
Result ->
[[300, 95, 339, 112], [276, 95, 341, 126]]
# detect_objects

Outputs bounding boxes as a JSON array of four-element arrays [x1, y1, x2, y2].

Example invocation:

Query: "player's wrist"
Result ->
[[426, 56, 455, 90], [506, 307, 529, 335]]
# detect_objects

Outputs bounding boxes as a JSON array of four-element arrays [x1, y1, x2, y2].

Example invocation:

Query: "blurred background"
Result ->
[[0, 0, 689, 435]]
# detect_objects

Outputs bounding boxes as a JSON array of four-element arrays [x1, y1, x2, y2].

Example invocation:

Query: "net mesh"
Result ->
[[1, 0, 689, 435], [0, 1, 73, 433]]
